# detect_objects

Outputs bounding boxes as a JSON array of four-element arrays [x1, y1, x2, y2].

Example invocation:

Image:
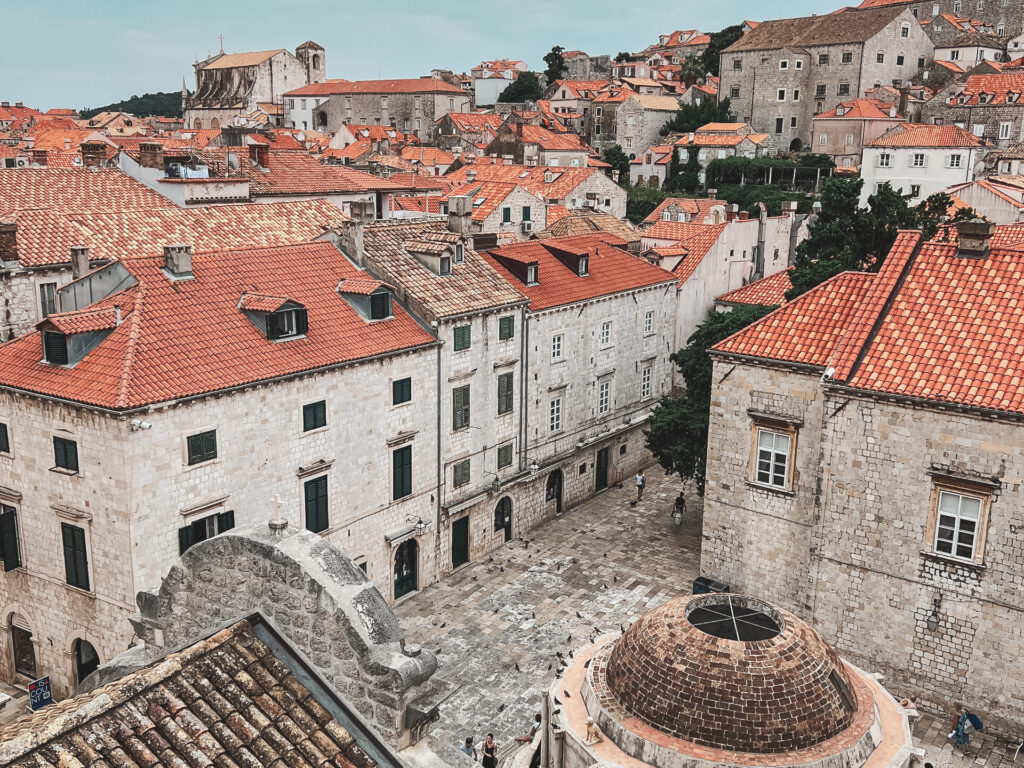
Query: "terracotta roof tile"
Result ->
[[42, 306, 122, 334], [643, 221, 727, 281], [198, 148, 403, 194], [445, 164, 605, 204], [643, 197, 721, 224], [326, 77, 465, 95], [201, 49, 287, 69], [717, 267, 794, 306], [537, 210, 640, 242], [952, 72, 1024, 106], [867, 123, 982, 148], [726, 6, 907, 52], [815, 98, 903, 120]]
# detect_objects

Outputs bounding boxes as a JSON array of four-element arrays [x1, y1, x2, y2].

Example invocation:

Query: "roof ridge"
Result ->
[[115, 284, 146, 409]]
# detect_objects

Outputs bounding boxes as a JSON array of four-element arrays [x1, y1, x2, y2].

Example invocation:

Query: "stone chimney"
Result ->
[[957, 219, 996, 258], [611, 169, 620, 183], [448, 195, 473, 235], [707, 188, 717, 200], [30, 149, 47, 166], [81, 141, 107, 168], [0, 221, 17, 263], [337, 201, 375, 266], [466, 168, 477, 182], [70, 245, 90, 279], [163, 244, 193, 278], [138, 142, 165, 170], [248, 144, 269, 168]]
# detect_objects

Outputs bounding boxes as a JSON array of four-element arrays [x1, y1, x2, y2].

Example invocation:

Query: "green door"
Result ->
[[394, 539, 418, 599], [451, 516, 470, 569]]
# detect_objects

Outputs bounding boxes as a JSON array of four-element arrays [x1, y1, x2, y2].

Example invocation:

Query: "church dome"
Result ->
[[604, 594, 857, 754]]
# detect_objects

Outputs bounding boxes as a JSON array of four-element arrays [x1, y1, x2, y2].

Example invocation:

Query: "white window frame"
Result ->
[[755, 428, 792, 489], [641, 365, 652, 399], [600, 320, 612, 346], [878, 153, 892, 168], [933, 489, 983, 561], [549, 397, 562, 432], [777, 88, 786, 102], [912, 153, 926, 167], [946, 153, 963, 168], [643, 310, 655, 336], [598, 380, 610, 414], [819, 132, 828, 146], [779, 59, 789, 70], [794, 59, 803, 70], [999, 122, 1012, 139], [551, 334, 564, 361]]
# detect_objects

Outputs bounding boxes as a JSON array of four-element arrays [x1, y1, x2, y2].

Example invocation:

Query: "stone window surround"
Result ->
[[181, 424, 218, 471], [51, 429, 81, 477], [54, 506, 95, 597], [301, 398, 328, 434], [746, 413, 800, 494], [921, 472, 996, 568]]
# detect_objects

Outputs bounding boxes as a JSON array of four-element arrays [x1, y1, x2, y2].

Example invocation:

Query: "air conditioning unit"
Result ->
[[522, 221, 534, 232]]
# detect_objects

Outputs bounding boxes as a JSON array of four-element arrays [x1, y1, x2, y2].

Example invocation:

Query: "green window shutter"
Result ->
[[178, 524, 196, 555], [393, 446, 412, 499], [0, 506, 21, 571], [266, 312, 281, 339], [202, 431, 217, 461], [497, 444, 513, 469], [393, 377, 412, 405], [454, 460, 470, 487], [62, 523, 89, 591], [0, 423, 9, 453], [54, 437, 78, 472], [186, 434, 202, 465], [303, 401, 326, 431], [498, 316, 515, 340], [453, 325, 471, 351], [522, 206, 531, 221], [453, 385, 470, 430], [295, 308, 309, 335], [502, 207, 512, 223], [497, 372, 514, 415], [305, 476, 328, 533], [218, 510, 235, 532]]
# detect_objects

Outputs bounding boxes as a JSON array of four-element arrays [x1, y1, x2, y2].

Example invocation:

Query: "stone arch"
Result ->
[[312, 53, 321, 70], [193, 118, 203, 130], [317, 110, 328, 129], [789, 137, 803, 152], [71, 636, 100, 686], [210, 118, 220, 129]]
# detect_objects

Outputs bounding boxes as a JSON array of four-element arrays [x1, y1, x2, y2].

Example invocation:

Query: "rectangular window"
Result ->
[[549, 397, 562, 432], [186, 430, 217, 466], [876, 52, 884, 63], [600, 321, 612, 346], [795, 59, 803, 70], [43, 331, 68, 365], [901, 24, 910, 37], [912, 153, 926, 167], [497, 443, 513, 469], [178, 510, 234, 554], [392, 446, 412, 499], [819, 132, 828, 146], [498, 315, 515, 340], [879, 153, 892, 168], [61, 523, 89, 591], [815, 84, 826, 98], [39, 283, 57, 318], [641, 365, 652, 398], [0, 504, 21, 571], [793, 89, 800, 102], [522, 205, 531, 221], [453, 384, 471, 430], [999, 122, 1011, 139], [950, 49, 961, 60], [910, 184, 921, 197], [302, 401, 327, 431], [53, 436, 79, 473], [551, 334, 563, 361], [370, 293, 391, 320], [791, 116, 797, 128], [777, 89, 786, 102], [934, 489, 982, 560], [755, 428, 791, 488], [453, 459, 470, 488], [453, 324, 471, 351], [644, 310, 654, 335], [897, 55, 905, 66], [304, 476, 329, 533], [947, 154, 962, 168], [838, 83, 850, 96], [845, 133, 854, 145], [502, 207, 512, 223], [818, 53, 829, 65], [598, 380, 610, 414], [732, 59, 742, 70], [0, 422, 8, 454], [497, 372, 514, 415], [842, 52, 853, 63], [775, 117, 784, 134], [393, 377, 412, 405], [779, 59, 789, 70], [730, 86, 740, 98]]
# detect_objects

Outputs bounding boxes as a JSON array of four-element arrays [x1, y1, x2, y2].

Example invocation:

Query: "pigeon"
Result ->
[[620, 625, 626, 634], [498, 703, 506, 712], [556, 651, 563, 658], [568, 650, 574, 658], [500, 566, 505, 572], [440, 622, 446, 628], [563, 690, 571, 698], [567, 634, 572, 643], [548, 662, 553, 670], [576, 611, 583, 619], [613, 576, 618, 582], [515, 663, 520, 671]]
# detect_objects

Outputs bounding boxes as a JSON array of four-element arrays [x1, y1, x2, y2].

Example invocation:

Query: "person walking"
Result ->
[[481, 733, 498, 768], [949, 703, 974, 754], [635, 470, 646, 503], [460, 737, 478, 761]]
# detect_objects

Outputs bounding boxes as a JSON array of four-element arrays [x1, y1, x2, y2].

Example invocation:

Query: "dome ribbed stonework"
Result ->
[[603, 595, 857, 754]]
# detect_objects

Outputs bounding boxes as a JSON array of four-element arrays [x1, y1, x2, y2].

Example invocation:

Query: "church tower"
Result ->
[[295, 41, 326, 84]]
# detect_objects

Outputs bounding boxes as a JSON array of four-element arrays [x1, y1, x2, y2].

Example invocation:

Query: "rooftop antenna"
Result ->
[[218, 34, 225, 54]]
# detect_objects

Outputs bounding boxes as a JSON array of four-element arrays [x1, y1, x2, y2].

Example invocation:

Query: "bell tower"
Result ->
[[295, 41, 326, 84]]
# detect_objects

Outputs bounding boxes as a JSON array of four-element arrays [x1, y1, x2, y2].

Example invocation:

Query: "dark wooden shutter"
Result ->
[[218, 510, 235, 533], [393, 446, 412, 499], [202, 431, 217, 461], [454, 325, 470, 350], [0, 423, 9, 454], [186, 434, 202, 465], [304, 476, 328, 533], [498, 373, 513, 414], [303, 401, 326, 431], [522, 206, 531, 221], [43, 332, 69, 365], [295, 308, 309, 335], [499, 316, 514, 340], [453, 385, 470, 430], [0, 506, 20, 571], [178, 524, 196, 555], [370, 293, 389, 319], [62, 524, 89, 591], [393, 378, 411, 404], [54, 437, 78, 472], [266, 312, 281, 339]]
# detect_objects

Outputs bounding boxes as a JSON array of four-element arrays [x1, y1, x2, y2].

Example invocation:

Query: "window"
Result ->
[[380, 96, 388, 110], [53, 436, 79, 473], [918, 57, 926, 68], [304, 476, 329, 533], [551, 334, 563, 361], [644, 310, 654, 335], [498, 315, 515, 341], [43, 331, 68, 365], [439, 256, 452, 276], [842, 51, 853, 63], [815, 84, 826, 98], [268, 308, 307, 340], [302, 401, 327, 431], [777, 88, 786, 102], [901, 24, 910, 37], [818, 53, 829, 65], [392, 446, 412, 499], [641, 365, 652, 399], [596, 107, 602, 117], [949, 49, 961, 61], [577, 255, 589, 276], [549, 397, 562, 432], [910, 184, 921, 197], [497, 372, 514, 415], [497, 443, 513, 469], [186, 430, 216, 466], [793, 89, 800, 102], [999, 122, 1012, 139], [452, 384, 471, 431], [779, 59, 789, 70], [526, 265, 538, 284], [755, 428, 792, 489], [393, 377, 412, 405], [61, 523, 89, 590], [954, 0, 961, 11], [910, 153, 927, 168], [947, 154, 963, 168], [594, 124, 601, 135], [502, 206, 512, 223], [0, 504, 20, 571], [730, 86, 740, 98], [600, 321, 612, 346], [795, 59, 803, 70], [878, 153, 892, 168], [897, 55, 905, 66], [932, 2, 939, 12], [453, 324, 471, 351], [933, 489, 984, 561], [791, 116, 798, 128], [598, 380, 610, 414], [838, 83, 850, 96], [450, 98, 455, 109], [453, 459, 470, 488], [522, 205, 531, 221], [0, 422, 8, 454], [819, 132, 828, 146], [178, 510, 234, 554], [39, 283, 56, 318], [775, 117, 784, 134], [369, 293, 391, 320], [876, 52, 884, 63], [732, 59, 742, 70]]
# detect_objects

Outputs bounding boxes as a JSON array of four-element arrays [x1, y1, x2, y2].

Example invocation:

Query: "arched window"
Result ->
[[494, 496, 513, 542], [74, 638, 100, 686], [9, 614, 36, 679], [312, 54, 321, 70], [193, 118, 203, 130], [210, 118, 220, 129]]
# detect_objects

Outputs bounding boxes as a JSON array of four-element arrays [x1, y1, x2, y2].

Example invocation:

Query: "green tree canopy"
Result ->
[[615, 51, 640, 62], [543, 46, 567, 84], [664, 146, 701, 193], [660, 97, 733, 136], [497, 71, 544, 103], [645, 305, 775, 495], [679, 55, 706, 87], [602, 144, 631, 182], [81, 91, 183, 119], [700, 24, 745, 77]]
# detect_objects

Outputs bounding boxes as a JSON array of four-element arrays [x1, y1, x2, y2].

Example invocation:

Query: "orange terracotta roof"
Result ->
[[630, 145, 674, 165], [546, 204, 571, 224], [481, 234, 676, 311], [441, 181, 525, 221], [815, 99, 903, 120], [199, 148, 403, 194], [676, 133, 750, 147], [43, 306, 121, 335], [643, 197, 721, 224], [644, 221, 727, 281], [717, 268, 793, 306], [552, 80, 611, 99], [329, 78, 465, 95], [508, 123, 589, 151], [390, 196, 444, 214], [0, 242, 435, 409], [322, 140, 373, 161], [400, 146, 455, 167], [283, 79, 353, 96], [384, 173, 454, 192], [868, 123, 982, 148], [700, 122, 747, 132], [714, 271, 875, 367], [953, 73, 1024, 105], [443, 113, 504, 132], [201, 50, 286, 69], [446, 164, 605, 203]]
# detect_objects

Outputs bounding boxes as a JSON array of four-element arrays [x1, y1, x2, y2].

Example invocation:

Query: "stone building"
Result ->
[[718, 6, 933, 153], [857, 0, 1021, 41], [434, 112, 504, 150], [547, 593, 914, 768], [812, 98, 906, 168], [612, 93, 680, 157], [945, 175, 1024, 223], [439, 184, 548, 237], [484, 121, 592, 167], [184, 42, 325, 129], [922, 71, 1024, 148], [673, 122, 774, 182], [702, 221, 1024, 735], [472, 59, 528, 106]]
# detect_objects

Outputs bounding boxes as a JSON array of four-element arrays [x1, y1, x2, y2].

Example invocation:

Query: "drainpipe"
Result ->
[[435, 339, 442, 531], [519, 305, 530, 472], [754, 202, 768, 281]]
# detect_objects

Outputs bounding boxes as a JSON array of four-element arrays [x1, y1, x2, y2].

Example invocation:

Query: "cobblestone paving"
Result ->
[[396, 470, 697, 765], [913, 712, 1023, 768]]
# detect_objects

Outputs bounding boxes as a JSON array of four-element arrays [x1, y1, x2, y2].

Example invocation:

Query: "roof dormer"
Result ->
[[404, 238, 456, 276], [238, 293, 308, 341], [543, 242, 593, 277], [38, 306, 123, 366], [336, 278, 394, 321]]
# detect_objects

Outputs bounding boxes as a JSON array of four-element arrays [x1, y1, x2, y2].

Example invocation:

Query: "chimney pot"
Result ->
[[70, 245, 90, 279], [138, 142, 165, 170], [81, 141, 106, 168], [0, 220, 18, 263], [707, 188, 717, 200], [163, 244, 193, 278], [448, 195, 473, 234], [957, 219, 996, 258]]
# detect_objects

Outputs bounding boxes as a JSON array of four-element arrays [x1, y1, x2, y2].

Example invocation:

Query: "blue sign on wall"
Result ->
[[28, 676, 52, 711]]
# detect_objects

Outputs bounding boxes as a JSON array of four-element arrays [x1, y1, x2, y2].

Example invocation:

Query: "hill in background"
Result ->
[[80, 91, 183, 119]]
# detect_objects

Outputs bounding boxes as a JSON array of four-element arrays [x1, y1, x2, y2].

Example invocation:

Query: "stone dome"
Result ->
[[604, 594, 857, 754]]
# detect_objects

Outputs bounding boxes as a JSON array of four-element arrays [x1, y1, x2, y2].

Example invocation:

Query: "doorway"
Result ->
[[494, 497, 513, 542], [546, 469, 563, 515], [74, 638, 100, 686], [451, 516, 470, 569], [596, 448, 610, 492], [10, 616, 36, 679], [394, 539, 418, 600]]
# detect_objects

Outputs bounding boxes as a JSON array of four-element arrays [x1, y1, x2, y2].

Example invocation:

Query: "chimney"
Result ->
[[30, 149, 47, 166], [448, 195, 473, 235], [338, 201, 375, 266], [138, 142, 165, 170], [0, 221, 18, 263], [707, 188, 717, 200], [248, 144, 268, 168], [64, 138, 71, 151], [737, 210, 749, 221], [897, 84, 910, 118], [163, 244, 193, 279], [81, 141, 106, 168], [466, 168, 477, 182], [70, 245, 90, 279], [611, 169, 620, 183], [957, 219, 996, 258]]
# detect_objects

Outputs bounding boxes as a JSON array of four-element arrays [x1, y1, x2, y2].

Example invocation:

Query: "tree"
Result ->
[[615, 51, 639, 62], [665, 146, 701, 193], [602, 144, 631, 182], [497, 72, 544, 103], [625, 184, 669, 224], [700, 24, 745, 77], [679, 55, 706, 87], [660, 97, 733, 136], [543, 46, 567, 85], [81, 91, 183, 119], [645, 304, 775, 495]]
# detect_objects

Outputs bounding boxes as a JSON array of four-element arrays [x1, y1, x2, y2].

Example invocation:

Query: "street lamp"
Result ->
[[925, 595, 941, 631]]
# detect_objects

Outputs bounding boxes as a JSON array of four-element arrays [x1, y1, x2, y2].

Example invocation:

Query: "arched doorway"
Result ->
[[394, 539, 418, 600], [73, 638, 100, 686], [317, 111, 328, 130], [9, 614, 36, 679], [494, 497, 513, 542], [546, 469, 563, 516], [193, 118, 203, 130], [789, 137, 803, 152], [210, 118, 220, 129]]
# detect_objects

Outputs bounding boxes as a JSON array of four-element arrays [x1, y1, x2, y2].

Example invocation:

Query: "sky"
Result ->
[[2, 0, 834, 111]]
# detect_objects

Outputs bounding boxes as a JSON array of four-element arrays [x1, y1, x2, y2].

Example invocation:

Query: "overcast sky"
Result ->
[[3, 0, 834, 111]]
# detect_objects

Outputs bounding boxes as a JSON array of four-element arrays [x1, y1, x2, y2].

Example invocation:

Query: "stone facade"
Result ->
[[615, 96, 680, 157], [702, 357, 1024, 736], [0, 264, 77, 341], [323, 85, 471, 142], [811, 110, 904, 169], [921, 80, 1024, 149], [899, 1, 1022, 41]]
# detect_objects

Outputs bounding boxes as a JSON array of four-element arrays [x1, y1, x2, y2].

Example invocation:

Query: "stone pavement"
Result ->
[[913, 712, 1023, 768], [396, 469, 698, 766]]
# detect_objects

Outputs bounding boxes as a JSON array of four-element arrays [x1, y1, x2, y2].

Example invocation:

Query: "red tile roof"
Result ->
[[814, 99, 903, 120], [481, 234, 676, 311], [0, 242, 435, 409], [443, 113, 504, 132], [43, 306, 121, 335], [390, 195, 444, 214], [630, 145, 675, 165], [643, 197, 721, 224], [717, 268, 793, 306], [199, 148, 403, 194], [283, 78, 353, 96], [325, 77, 465, 95], [506, 123, 590, 151], [384, 173, 454, 192], [867, 123, 982, 148], [445, 164, 605, 204], [442, 181, 525, 221], [400, 146, 455, 167], [643, 221, 727, 282], [952, 73, 1024, 106]]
